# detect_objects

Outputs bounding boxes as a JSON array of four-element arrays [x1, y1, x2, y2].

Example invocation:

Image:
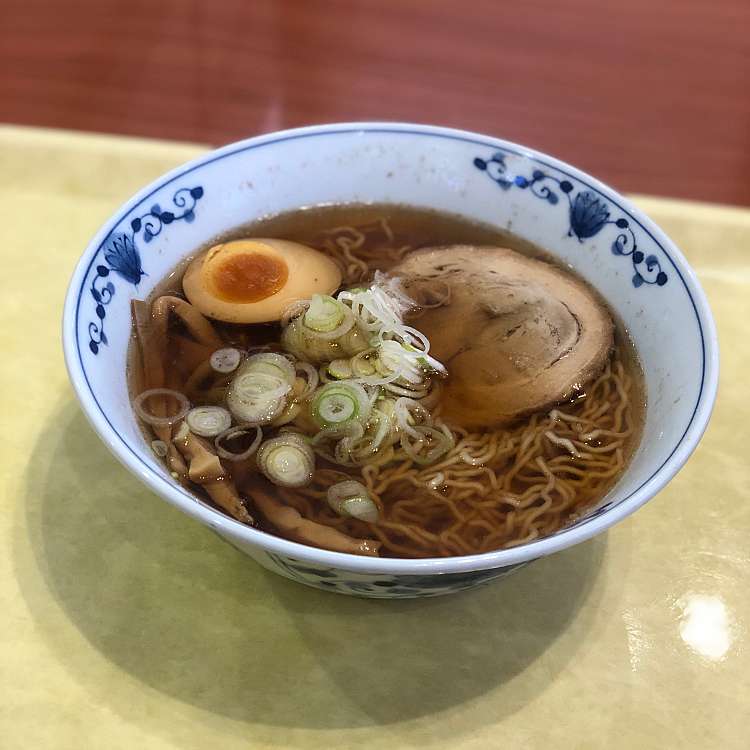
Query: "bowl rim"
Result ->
[[62, 121, 719, 574]]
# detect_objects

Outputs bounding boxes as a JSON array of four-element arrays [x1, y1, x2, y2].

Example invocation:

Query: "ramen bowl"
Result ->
[[62, 123, 718, 598]]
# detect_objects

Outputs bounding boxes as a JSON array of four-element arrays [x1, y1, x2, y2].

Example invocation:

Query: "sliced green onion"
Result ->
[[134, 388, 190, 427], [384, 382, 430, 398], [226, 358, 291, 425], [304, 294, 345, 332], [210, 347, 242, 373], [280, 299, 310, 328], [326, 480, 379, 522], [335, 277, 448, 394], [310, 422, 364, 466], [417, 352, 448, 376], [340, 409, 390, 465], [270, 401, 302, 427], [379, 340, 422, 384], [306, 303, 355, 341], [318, 364, 334, 384], [281, 316, 367, 363], [394, 397, 429, 438], [334, 425, 365, 464], [233, 372, 289, 399], [351, 351, 377, 377], [186, 406, 232, 437], [366, 387, 381, 410], [374, 356, 390, 376], [338, 325, 369, 356], [364, 408, 391, 452], [337, 275, 413, 337], [419, 381, 443, 410], [227, 389, 287, 425], [280, 320, 306, 360], [310, 420, 364, 446], [294, 361, 319, 399], [311, 382, 371, 429], [257, 433, 315, 488], [377, 397, 397, 421], [327, 358, 353, 380], [215, 424, 263, 461], [400, 423, 455, 465], [243, 352, 296, 385]]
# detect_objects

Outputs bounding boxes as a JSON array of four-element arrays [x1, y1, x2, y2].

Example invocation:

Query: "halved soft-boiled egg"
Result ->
[[183, 238, 342, 323]]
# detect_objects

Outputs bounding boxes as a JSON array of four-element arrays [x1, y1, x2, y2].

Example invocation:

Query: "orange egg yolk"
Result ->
[[208, 252, 289, 303]]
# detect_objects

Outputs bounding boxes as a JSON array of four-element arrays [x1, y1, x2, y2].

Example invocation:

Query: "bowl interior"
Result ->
[[65, 124, 714, 569]]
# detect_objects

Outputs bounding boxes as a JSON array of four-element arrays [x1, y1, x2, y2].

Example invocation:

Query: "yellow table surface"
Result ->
[[1, 125, 748, 750]]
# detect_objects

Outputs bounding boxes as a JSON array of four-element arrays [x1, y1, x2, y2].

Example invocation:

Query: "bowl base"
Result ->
[[217, 530, 529, 598]]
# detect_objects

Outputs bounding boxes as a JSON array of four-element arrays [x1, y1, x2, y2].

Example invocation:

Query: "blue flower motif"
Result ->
[[87, 185, 204, 357], [473, 153, 513, 189], [473, 152, 668, 289], [569, 190, 610, 240], [264, 552, 524, 596], [103, 232, 145, 285]]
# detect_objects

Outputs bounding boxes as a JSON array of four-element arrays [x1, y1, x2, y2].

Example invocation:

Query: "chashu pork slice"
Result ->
[[393, 245, 614, 428]]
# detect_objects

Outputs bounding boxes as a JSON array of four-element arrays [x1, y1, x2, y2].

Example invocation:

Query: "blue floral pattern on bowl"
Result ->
[[474, 151, 668, 288], [87, 186, 204, 355], [264, 552, 527, 598]]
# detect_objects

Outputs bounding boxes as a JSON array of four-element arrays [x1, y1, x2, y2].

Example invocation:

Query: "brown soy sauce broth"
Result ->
[[128, 203, 646, 555]]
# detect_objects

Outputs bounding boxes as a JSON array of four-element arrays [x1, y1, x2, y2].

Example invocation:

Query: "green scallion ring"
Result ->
[[304, 294, 345, 332], [310, 382, 371, 429]]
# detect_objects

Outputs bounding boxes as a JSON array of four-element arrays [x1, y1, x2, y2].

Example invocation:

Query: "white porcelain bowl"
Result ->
[[62, 123, 718, 598]]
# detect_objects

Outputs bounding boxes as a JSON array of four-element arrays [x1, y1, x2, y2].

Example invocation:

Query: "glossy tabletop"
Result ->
[[1, 0, 750, 206], [0, 126, 748, 749]]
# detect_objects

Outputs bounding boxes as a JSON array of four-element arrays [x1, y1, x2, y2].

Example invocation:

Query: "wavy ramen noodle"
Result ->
[[128, 204, 644, 559]]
